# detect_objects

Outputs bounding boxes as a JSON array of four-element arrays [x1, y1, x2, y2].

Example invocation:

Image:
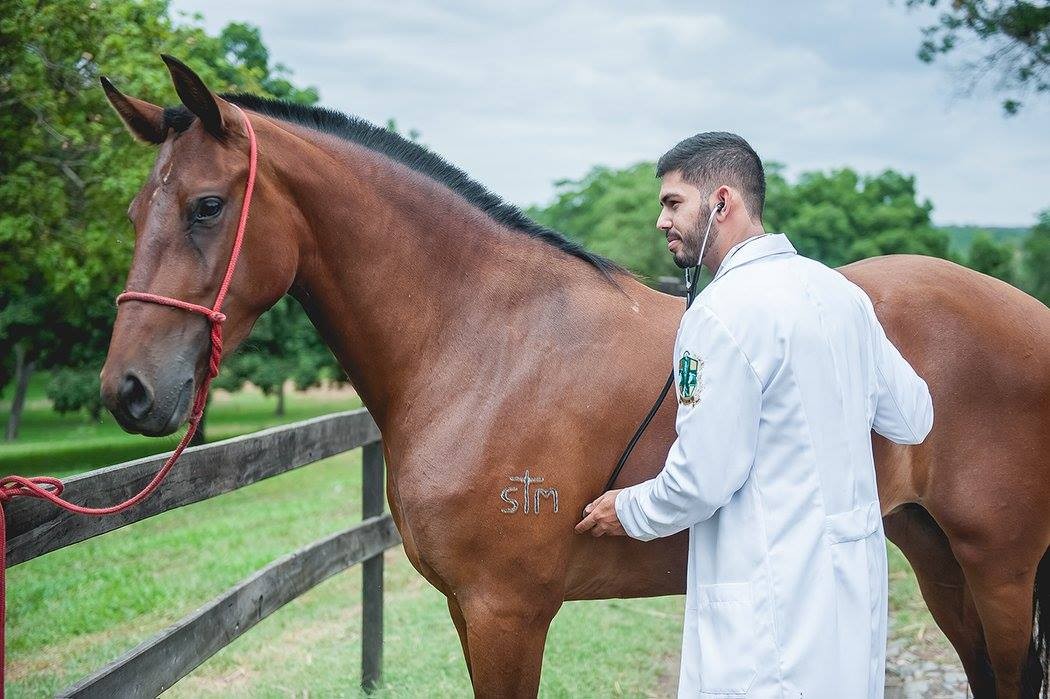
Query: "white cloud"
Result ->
[[167, 0, 1050, 225]]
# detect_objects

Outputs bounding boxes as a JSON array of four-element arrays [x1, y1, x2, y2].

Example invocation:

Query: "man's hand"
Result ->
[[575, 489, 627, 537]]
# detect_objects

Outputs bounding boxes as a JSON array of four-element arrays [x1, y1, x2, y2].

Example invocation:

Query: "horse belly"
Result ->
[[563, 533, 688, 600]]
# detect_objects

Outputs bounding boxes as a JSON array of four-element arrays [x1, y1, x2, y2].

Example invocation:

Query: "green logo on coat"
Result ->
[[678, 351, 701, 405]]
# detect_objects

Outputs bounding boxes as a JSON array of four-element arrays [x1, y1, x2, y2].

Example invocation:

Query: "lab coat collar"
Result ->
[[712, 233, 797, 282]]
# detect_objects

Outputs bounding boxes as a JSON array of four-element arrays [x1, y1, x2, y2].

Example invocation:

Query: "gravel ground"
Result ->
[[653, 635, 970, 698], [885, 636, 970, 698]]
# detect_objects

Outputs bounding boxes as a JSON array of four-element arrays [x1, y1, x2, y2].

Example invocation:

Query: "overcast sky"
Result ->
[[169, 0, 1049, 227]]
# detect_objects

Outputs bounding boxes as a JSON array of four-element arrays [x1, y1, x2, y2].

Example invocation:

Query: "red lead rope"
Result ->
[[0, 105, 258, 694]]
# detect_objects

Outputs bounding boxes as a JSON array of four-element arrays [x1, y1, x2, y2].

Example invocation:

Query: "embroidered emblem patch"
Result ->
[[678, 351, 702, 405]]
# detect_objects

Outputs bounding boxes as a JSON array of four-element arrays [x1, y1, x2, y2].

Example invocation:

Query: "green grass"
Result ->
[[5, 449, 684, 698], [2, 379, 684, 696], [3, 457, 941, 699], [887, 542, 946, 646], [1, 381, 948, 696], [0, 374, 362, 476]]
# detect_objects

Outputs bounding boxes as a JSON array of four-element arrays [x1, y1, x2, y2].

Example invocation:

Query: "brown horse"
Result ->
[[98, 57, 1050, 698]]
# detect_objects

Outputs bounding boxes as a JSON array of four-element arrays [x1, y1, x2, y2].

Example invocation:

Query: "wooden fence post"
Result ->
[[361, 440, 385, 692]]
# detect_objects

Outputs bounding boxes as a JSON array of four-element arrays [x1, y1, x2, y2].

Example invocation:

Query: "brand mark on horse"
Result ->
[[500, 469, 558, 515]]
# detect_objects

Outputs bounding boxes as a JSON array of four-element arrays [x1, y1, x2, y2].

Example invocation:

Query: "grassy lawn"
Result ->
[[5, 447, 684, 698], [0, 374, 361, 476], [1, 381, 952, 697]]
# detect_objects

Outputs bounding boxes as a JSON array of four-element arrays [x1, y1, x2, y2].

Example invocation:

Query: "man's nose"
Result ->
[[657, 214, 672, 231]]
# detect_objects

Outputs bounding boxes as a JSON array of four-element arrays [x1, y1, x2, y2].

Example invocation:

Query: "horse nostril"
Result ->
[[119, 372, 153, 420]]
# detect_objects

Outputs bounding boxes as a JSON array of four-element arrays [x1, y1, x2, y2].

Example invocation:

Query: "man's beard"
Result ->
[[672, 204, 719, 269]]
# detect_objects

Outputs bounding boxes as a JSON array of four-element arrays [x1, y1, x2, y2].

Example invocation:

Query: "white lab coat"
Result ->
[[616, 233, 933, 698]]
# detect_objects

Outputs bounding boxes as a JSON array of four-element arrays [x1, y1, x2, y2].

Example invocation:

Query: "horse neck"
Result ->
[[270, 122, 630, 433]]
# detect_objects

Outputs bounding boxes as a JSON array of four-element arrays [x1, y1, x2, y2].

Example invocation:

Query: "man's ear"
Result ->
[[100, 77, 166, 144], [713, 185, 733, 219], [160, 54, 226, 139]]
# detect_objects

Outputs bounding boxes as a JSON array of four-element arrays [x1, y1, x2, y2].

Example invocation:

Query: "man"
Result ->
[[575, 132, 934, 698]]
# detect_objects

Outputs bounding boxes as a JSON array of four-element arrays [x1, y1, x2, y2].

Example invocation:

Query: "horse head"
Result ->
[[99, 56, 297, 436]]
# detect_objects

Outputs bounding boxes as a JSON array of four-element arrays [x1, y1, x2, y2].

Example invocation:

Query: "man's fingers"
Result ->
[[579, 513, 610, 537], [577, 492, 620, 536], [577, 496, 604, 531]]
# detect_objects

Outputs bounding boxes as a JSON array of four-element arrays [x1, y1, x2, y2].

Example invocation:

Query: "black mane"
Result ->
[[163, 95, 629, 281]]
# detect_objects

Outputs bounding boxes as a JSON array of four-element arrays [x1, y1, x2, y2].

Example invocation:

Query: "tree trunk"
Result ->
[[6, 344, 35, 442], [275, 382, 286, 417]]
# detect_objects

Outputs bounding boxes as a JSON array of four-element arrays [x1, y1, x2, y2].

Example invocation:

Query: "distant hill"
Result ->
[[939, 225, 1030, 254]]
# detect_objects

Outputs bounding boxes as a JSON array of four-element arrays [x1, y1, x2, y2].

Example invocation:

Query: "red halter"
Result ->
[[0, 105, 258, 693]]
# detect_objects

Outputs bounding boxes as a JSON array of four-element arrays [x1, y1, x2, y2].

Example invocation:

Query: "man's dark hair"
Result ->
[[656, 132, 765, 220]]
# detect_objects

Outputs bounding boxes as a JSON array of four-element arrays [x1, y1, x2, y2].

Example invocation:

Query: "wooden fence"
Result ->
[[2, 408, 401, 697], [654, 275, 688, 297]]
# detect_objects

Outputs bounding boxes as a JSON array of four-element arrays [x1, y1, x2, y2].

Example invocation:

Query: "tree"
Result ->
[[0, 0, 317, 436], [212, 21, 318, 105], [906, 0, 1050, 114], [1023, 208, 1050, 305], [527, 163, 674, 283], [46, 366, 103, 422], [765, 165, 953, 267], [527, 161, 954, 284], [212, 297, 347, 416], [967, 231, 1019, 283]]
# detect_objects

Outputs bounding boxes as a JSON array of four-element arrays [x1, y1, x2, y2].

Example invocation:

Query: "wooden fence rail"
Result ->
[[2, 408, 400, 696]]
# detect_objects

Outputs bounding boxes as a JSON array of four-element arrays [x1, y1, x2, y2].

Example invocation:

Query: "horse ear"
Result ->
[[160, 54, 226, 139], [100, 77, 166, 144]]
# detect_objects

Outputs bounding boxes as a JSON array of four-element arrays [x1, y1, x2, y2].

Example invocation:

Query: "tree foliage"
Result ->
[[46, 366, 104, 421], [527, 163, 675, 283], [528, 161, 954, 281], [1023, 208, 1050, 304], [212, 297, 346, 415], [764, 164, 952, 267], [907, 0, 1050, 114], [0, 0, 324, 424], [967, 230, 1018, 283]]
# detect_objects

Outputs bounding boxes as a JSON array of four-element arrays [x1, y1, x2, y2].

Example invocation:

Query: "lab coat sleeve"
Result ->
[[868, 299, 934, 445], [615, 306, 762, 541]]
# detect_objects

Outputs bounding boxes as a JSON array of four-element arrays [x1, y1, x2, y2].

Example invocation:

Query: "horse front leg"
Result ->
[[447, 595, 473, 683], [454, 586, 562, 698]]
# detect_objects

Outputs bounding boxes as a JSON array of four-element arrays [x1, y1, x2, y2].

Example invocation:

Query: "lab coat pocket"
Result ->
[[824, 501, 882, 692], [824, 500, 880, 545], [695, 581, 757, 696]]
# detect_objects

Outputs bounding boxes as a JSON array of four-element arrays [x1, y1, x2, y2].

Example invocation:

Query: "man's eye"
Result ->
[[194, 197, 224, 222]]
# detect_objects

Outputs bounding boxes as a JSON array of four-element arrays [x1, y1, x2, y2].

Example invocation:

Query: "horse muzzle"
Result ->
[[101, 366, 194, 437]]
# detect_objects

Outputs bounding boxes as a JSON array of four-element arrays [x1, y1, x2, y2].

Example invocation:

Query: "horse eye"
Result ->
[[194, 197, 224, 222]]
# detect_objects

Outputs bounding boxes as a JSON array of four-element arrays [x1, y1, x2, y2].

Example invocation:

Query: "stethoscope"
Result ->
[[602, 201, 724, 492]]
